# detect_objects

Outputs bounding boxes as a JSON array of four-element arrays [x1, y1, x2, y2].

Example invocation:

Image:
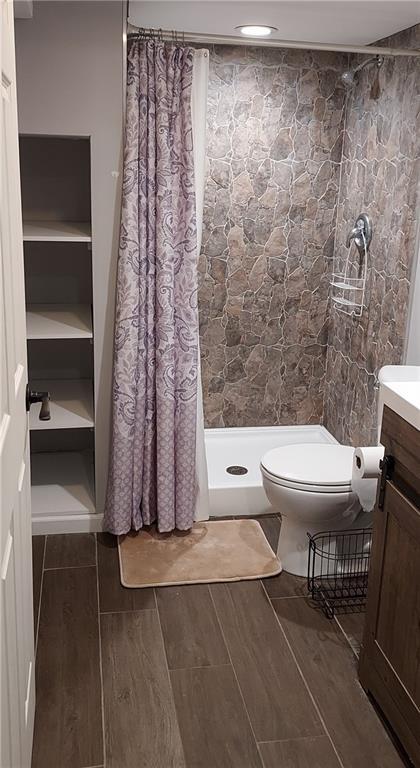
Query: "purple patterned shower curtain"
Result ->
[[104, 40, 199, 535]]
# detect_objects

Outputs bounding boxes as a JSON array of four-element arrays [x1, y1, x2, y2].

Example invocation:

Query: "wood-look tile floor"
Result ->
[[31, 518, 409, 768]]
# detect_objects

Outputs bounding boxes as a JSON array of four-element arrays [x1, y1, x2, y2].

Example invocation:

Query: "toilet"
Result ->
[[260, 443, 373, 576]]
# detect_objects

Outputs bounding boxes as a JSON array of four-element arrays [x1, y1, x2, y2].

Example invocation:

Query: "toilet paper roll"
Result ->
[[352, 445, 385, 512], [353, 446, 385, 479]]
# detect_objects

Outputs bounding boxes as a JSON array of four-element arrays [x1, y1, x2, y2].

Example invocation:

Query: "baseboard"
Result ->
[[32, 512, 104, 535]]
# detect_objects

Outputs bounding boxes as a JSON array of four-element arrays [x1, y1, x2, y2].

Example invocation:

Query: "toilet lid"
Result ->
[[260, 443, 354, 487]]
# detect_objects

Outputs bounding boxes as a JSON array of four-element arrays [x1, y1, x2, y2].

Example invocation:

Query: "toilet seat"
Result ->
[[260, 443, 354, 494]]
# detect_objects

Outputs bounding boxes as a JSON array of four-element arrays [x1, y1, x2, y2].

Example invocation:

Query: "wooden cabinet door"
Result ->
[[359, 475, 420, 766]]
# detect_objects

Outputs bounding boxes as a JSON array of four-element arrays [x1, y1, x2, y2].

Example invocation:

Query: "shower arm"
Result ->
[[352, 55, 384, 76]]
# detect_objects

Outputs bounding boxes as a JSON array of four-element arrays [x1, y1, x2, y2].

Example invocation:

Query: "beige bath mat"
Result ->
[[118, 519, 282, 588]]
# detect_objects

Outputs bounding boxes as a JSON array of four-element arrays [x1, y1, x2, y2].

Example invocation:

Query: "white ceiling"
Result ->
[[128, 1, 420, 46]]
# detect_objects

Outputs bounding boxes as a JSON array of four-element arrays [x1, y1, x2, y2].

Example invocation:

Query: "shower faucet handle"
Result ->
[[346, 213, 372, 255], [346, 225, 361, 248]]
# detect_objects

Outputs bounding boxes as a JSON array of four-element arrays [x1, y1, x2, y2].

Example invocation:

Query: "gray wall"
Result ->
[[16, 1, 124, 514]]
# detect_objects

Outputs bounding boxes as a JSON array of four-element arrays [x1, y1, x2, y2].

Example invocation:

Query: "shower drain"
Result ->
[[226, 465, 248, 476]]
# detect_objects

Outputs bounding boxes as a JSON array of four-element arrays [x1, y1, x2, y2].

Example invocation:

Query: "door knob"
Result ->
[[26, 385, 51, 421]]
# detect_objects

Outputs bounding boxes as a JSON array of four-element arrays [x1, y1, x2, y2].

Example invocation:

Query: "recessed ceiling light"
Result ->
[[236, 25, 277, 38]]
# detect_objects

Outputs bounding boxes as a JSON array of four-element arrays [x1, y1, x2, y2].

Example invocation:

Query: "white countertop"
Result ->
[[380, 368, 420, 431]]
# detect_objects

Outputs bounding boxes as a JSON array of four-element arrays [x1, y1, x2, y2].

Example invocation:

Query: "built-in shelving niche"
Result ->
[[30, 430, 95, 521], [20, 134, 95, 533]]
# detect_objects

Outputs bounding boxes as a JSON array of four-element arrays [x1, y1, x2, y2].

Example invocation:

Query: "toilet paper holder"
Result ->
[[378, 454, 395, 509]]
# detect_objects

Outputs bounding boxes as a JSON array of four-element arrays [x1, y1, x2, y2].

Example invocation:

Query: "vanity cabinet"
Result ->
[[359, 405, 420, 766]]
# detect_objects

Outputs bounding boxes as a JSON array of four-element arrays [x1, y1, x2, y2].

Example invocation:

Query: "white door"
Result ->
[[1, 2, 35, 767]]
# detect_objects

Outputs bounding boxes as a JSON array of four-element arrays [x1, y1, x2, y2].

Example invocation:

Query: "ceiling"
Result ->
[[128, 1, 420, 46]]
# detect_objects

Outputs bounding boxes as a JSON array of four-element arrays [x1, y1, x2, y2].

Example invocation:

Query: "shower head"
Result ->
[[341, 55, 383, 90], [341, 69, 356, 89]]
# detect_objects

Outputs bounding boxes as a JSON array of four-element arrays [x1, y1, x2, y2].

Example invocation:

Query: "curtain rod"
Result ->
[[126, 24, 420, 57]]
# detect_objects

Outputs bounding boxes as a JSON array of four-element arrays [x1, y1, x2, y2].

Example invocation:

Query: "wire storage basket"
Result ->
[[307, 528, 372, 619]]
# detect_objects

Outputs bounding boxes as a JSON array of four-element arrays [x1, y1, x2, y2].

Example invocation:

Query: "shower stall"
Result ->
[[206, 424, 336, 517], [118, 13, 420, 526], [184, 29, 420, 518]]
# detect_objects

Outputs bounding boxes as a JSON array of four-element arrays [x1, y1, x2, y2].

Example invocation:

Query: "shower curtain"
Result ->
[[104, 39, 209, 535], [192, 49, 210, 522]]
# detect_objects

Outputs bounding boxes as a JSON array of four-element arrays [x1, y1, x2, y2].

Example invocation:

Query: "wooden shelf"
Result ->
[[23, 221, 92, 242], [26, 304, 93, 339], [29, 379, 94, 431], [31, 451, 95, 517]]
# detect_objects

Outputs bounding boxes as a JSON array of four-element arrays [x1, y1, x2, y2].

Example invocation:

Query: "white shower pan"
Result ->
[[205, 425, 337, 518]]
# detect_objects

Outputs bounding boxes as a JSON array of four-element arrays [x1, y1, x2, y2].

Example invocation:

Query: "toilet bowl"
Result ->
[[260, 443, 370, 576]]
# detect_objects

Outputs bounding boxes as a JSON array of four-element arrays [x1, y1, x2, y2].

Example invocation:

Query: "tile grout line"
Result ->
[[334, 615, 362, 659], [165, 662, 232, 673], [264, 593, 306, 600], [257, 734, 336, 746], [43, 563, 97, 571], [208, 584, 266, 768], [262, 585, 345, 768], [153, 587, 188, 767], [35, 534, 47, 655], [99, 607, 157, 616], [81, 765, 104, 768], [95, 534, 107, 768]]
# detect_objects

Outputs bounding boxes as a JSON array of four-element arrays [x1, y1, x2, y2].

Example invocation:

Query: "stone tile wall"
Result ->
[[199, 45, 347, 427], [199, 29, 420, 439], [323, 25, 420, 445]]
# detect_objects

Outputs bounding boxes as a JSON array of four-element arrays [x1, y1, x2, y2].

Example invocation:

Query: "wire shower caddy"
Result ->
[[331, 214, 371, 317], [307, 527, 372, 619]]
